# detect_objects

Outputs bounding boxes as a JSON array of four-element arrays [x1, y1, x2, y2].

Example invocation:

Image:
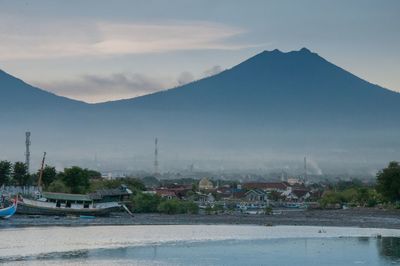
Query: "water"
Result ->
[[0, 225, 399, 265]]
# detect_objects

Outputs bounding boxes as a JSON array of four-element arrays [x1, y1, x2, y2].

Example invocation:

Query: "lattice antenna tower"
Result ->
[[304, 156, 308, 183]]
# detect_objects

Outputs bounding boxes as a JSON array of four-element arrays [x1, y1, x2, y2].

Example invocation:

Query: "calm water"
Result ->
[[0, 225, 399, 265]]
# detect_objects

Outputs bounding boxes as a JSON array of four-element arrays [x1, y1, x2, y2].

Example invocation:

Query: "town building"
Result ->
[[199, 177, 214, 190], [245, 189, 268, 203], [243, 182, 290, 193]]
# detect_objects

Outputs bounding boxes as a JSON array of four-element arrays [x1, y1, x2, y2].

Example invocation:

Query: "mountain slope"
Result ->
[[0, 69, 87, 112], [1, 48, 399, 174], [99, 48, 400, 126]]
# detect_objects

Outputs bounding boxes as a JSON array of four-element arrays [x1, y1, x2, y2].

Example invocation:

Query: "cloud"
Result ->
[[177, 71, 195, 85], [34, 67, 215, 103], [35, 73, 175, 103], [0, 17, 253, 60], [203, 65, 223, 77]]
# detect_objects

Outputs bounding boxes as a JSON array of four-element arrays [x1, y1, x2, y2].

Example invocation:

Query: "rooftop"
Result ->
[[42, 192, 91, 202], [243, 182, 288, 190]]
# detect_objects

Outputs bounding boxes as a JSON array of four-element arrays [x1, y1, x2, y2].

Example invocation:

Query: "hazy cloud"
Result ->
[[34, 66, 220, 103], [177, 71, 195, 85], [0, 17, 253, 60], [203, 65, 223, 77], [307, 158, 323, 175], [35, 73, 174, 103]]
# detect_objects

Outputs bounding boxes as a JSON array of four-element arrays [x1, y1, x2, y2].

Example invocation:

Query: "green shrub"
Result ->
[[47, 179, 70, 193], [265, 206, 273, 215], [132, 193, 161, 213], [157, 199, 199, 214], [157, 199, 183, 214]]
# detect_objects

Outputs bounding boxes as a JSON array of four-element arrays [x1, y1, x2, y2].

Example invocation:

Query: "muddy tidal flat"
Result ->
[[1, 208, 400, 229]]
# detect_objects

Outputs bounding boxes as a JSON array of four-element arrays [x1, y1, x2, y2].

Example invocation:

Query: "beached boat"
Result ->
[[17, 186, 132, 216], [18, 196, 120, 216], [0, 198, 17, 219], [284, 202, 307, 208]]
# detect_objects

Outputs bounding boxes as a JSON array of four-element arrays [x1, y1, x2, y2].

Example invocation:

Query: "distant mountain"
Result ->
[[1, 48, 399, 175], [0, 69, 86, 112], [99, 48, 399, 125]]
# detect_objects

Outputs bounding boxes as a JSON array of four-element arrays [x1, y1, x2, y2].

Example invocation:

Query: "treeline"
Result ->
[[45, 167, 145, 195], [319, 161, 400, 208], [132, 192, 199, 214], [0, 161, 145, 195], [319, 186, 380, 208], [0, 160, 37, 186]]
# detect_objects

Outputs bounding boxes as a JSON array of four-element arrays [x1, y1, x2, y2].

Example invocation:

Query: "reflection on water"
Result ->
[[1, 237, 400, 265], [1, 225, 400, 265], [378, 237, 400, 261]]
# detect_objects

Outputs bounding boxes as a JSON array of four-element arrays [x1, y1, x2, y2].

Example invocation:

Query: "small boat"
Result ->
[[0, 197, 17, 219], [284, 202, 303, 208], [79, 215, 95, 219]]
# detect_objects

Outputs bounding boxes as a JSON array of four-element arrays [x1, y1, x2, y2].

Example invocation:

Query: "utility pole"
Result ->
[[25, 132, 31, 173], [38, 152, 46, 191], [154, 138, 159, 175]]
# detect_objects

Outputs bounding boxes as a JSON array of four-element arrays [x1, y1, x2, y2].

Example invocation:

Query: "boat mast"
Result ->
[[38, 152, 46, 191]]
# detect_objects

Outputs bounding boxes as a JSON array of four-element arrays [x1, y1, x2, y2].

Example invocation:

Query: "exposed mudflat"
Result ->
[[1, 208, 400, 229]]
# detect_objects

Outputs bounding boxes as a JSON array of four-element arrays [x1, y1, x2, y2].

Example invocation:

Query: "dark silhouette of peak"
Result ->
[[0, 68, 86, 112], [299, 47, 311, 53], [1, 49, 399, 172], [101, 48, 399, 119]]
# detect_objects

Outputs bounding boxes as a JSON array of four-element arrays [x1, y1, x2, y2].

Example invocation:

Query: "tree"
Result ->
[[86, 170, 101, 179], [132, 193, 161, 213], [61, 166, 90, 194], [13, 162, 29, 186], [141, 176, 160, 188], [38, 165, 57, 188], [157, 199, 199, 214], [184, 201, 199, 214], [89, 177, 145, 194], [377, 161, 400, 202], [0, 160, 12, 186], [48, 179, 70, 193], [157, 199, 182, 214]]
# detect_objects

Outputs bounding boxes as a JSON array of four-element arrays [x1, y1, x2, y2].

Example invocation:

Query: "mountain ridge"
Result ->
[[0, 48, 399, 173]]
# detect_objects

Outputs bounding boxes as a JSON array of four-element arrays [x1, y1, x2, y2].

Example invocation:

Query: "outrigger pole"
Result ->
[[38, 152, 47, 192]]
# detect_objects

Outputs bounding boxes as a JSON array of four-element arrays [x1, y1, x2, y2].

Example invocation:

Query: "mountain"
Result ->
[[0, 69, 86, 111], [100, 48, 399, 123], [1, 48, 399, 174]]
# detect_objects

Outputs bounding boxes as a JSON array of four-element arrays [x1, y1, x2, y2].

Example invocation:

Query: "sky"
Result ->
[[0, 0, 399, 103]]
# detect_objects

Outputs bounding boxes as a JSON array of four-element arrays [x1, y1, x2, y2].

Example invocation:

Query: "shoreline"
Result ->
[[2, 208, 400, 229]]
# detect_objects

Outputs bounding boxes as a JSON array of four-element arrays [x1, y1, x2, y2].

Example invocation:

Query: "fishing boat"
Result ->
[[0, 197, 17, 219], [17, 194, 119, 216], [17, 186, 132, 217], [16, 153, 133, 217]]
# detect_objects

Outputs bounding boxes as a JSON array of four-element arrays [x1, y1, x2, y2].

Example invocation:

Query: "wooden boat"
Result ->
[[17, 185, 133, 217], [0, 198, 17, 219], [16, 154, 132, 217], [17, 193, 121, 217]]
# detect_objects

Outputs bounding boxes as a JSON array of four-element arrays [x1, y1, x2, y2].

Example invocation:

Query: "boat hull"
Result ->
[[17, 201, 120, 217], [0, 202, 17, 219]]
